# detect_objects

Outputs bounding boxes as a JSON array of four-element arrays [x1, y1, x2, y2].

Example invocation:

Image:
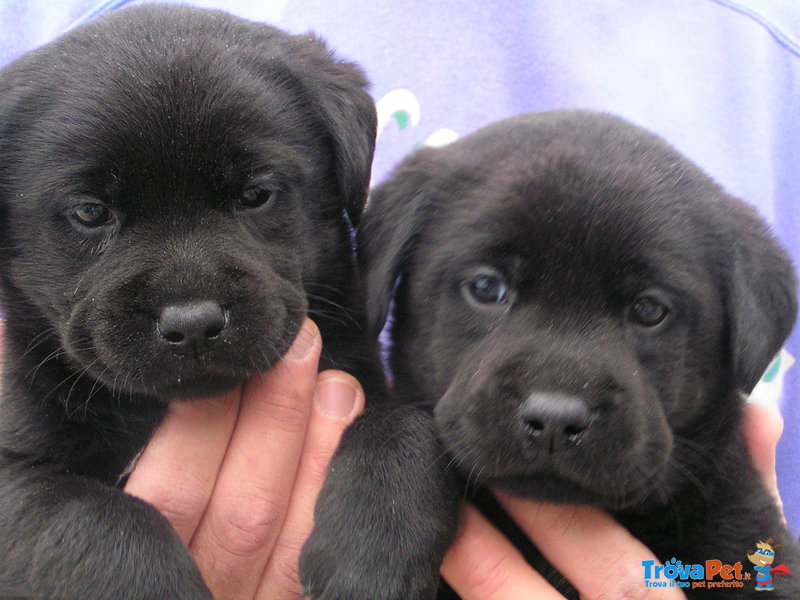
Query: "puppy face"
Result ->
[[0, 6, 376, 400], [361, 111, 796, 508]]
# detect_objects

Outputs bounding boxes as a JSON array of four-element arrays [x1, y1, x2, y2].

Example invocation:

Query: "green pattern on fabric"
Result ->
[[762, 354, 781, 383]]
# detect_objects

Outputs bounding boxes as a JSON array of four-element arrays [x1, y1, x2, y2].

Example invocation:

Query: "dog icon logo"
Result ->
[[747, 539, 792, 591]]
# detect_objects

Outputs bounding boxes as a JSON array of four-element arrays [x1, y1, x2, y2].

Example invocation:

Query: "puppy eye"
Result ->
[[237, 186, 277, 211], [72, 202, 113, 228], [629, 295, 670, 327], [463, 269, 510, 305]]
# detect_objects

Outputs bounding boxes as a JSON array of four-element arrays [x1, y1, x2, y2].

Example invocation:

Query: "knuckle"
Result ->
[[305, 442, 339, 481], [209, 493, 284, 557], [589, 559, 652, 600], [461, 554, 511, 598], [271, 540, 305, 594], [254, 391, 310, 435], [145, 484, 207, 532]]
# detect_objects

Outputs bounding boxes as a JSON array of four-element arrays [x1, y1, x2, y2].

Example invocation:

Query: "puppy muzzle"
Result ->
[[434, 346, 672, 503], [519, 392, 597, 453]]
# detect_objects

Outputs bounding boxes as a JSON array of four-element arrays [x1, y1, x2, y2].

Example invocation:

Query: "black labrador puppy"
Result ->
[[302, 111, 799, 599], [0, 5, 385, 598]]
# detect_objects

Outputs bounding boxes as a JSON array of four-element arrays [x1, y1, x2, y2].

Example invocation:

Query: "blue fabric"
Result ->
[[755, 563, 771, 582], [1, 0, 799, 533]]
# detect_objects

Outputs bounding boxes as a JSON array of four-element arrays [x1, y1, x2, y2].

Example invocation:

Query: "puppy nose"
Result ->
[[519, 392, 593, 449], [157, 301, 226, 356]]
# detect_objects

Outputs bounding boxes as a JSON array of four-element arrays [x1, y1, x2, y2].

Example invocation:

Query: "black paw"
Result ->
[[298, 407, 460, 600], [300, 526, 441, 600], [24, 494, 214, 600]]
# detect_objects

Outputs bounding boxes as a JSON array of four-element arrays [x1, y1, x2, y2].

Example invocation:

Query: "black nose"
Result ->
[[519, 392, 594, 450], [157, 301, 226, 357]]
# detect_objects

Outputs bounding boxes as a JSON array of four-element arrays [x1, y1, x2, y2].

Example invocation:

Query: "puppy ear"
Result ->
[[0, 62, 27, 212], [291, 35, 377, 226], [357, 154, 439, 335], [725, 202, 797, 393]]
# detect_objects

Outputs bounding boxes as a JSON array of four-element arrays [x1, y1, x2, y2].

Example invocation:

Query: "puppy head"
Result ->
[[0, 6, 376, 400], [360, 111, 796, 507]]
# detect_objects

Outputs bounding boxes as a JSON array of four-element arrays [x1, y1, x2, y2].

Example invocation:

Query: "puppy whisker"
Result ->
[[21, 326, 58, 358], [0, 5, 385, 597], [307, 292, 360, 326], [74, 364, 113, 419], [51, 358, 99, 414], [669, 441, 715, 505], [26, 346, 69, 380]]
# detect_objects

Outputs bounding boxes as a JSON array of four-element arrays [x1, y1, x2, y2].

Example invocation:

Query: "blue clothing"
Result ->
[[754, 563, 774, 589], [1, 0, 799, 531]]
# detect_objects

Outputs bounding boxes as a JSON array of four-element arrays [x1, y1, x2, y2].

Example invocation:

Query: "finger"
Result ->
[[743, 402, 784, 509], [189, 319, 322, 600], [124, 386, 241, 544], [441, 504, 567, 600], [256, 370, 365, 599], [496, 495, 685, 599]]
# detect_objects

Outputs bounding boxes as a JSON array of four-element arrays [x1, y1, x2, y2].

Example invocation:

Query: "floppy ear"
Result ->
[[357, 153, 441, 336], [0, 61, 28, 228], [724, 201, 798, 393], [290, 34, 377, 226]]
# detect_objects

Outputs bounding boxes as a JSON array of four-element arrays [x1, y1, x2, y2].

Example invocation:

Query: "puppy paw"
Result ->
[[299, 529, 441, 600], [17, 484, 215, 600], [298, 407, 459, 600]]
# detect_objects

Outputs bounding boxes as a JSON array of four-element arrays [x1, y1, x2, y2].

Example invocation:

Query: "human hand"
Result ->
[[125, 318, 365, 600], [743, 400, 784, 511], [0, 315, 789, 599], [440, 402, 784, 599]]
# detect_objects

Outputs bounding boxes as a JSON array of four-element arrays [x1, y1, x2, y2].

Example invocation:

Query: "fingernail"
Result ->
[[315, 378, 359, 420], [286, 321, 319, 362]]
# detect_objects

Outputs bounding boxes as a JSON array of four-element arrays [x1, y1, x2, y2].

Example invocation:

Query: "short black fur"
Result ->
[[303, 111, 800, 599], [0, 5, 385, 598]]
